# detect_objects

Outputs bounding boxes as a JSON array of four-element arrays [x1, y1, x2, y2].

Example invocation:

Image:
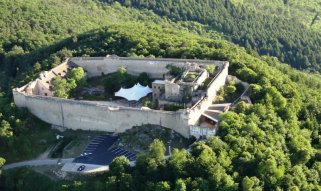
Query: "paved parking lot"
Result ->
[[73, 135, 136, 165], [110, 147, 136, 161]]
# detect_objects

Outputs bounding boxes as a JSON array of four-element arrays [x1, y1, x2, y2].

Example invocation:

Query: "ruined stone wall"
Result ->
[[165, 82, 180, 99], [195, 70, 209, 87], [151, 82, 164, 100], [187, 62, 229, 126]]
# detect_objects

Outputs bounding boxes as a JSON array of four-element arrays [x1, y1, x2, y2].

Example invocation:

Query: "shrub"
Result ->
[[164, 104, 184, 111], [226, 85, 236, 94], [206, 64, 215, 75], [166, 64, 184, 77]]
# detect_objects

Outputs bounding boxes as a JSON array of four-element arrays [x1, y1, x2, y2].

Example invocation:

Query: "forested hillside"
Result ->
[[231, 0, 321, 31], [106, 0, 321, 72], [2, 22, 321, 191], [1, 0, 321, 191], [0, 0, 163, 52]]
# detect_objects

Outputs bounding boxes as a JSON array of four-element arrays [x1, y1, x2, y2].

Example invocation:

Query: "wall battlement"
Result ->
[[13, 56, 229, 137]]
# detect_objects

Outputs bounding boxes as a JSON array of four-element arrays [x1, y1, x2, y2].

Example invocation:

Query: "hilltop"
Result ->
[[0, 1, 321, 190]]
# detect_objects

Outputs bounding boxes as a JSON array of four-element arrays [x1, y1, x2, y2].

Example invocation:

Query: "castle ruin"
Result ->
[[13, 56, 230, 138]]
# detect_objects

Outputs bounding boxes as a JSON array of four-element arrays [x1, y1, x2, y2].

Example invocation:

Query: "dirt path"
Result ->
[[36, 146, 54, 160]]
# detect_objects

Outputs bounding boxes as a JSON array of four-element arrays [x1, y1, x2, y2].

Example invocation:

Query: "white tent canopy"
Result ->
[[114, 83, 152, 101]]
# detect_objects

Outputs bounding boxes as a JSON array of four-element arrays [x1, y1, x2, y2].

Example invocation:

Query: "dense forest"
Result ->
[[230, 0, 321, 31], [1, 0, 321, 190], [105, 0, 321, 72]]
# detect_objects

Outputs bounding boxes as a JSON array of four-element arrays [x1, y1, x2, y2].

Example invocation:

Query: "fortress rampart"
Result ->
[[13, 56, 229, 138], [70, 56, 227, 78], [186, 62, 228, 125]]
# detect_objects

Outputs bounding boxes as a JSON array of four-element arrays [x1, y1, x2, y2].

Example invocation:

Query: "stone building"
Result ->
[[22, 62, 78, 97], [151, 62, 209, 107]]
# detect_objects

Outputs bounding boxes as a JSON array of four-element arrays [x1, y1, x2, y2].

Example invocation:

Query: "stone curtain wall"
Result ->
[[71, 57, 227, 78], [13, 57, 229, 138], [207, 62, 229, 98], [187, 62, 229, 126], [13, 92, 191, 137]]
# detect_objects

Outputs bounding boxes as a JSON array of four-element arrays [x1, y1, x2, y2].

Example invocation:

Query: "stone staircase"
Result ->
[[201, 103, 231, 122]]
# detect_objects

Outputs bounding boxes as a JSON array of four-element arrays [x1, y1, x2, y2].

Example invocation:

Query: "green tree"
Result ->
[[109, 156, 130, 176], [173, 179, 186, 191], [148, 139, 166, 162], [68, 67, 86, 87], [242, 176, 262, 191], [0, 157, 5, 175], [166, 64, 183, 77], [0, 120, 13, 138], [264, 86, 287, 109], [206, 64, 215, 75], [168, 149, 191, 178], [106, 176, 117, 191], [53, 76, 75, 98], [33, 62, 41, 72], [226, 84, 236, 94], [137, 72, 151, 86], [258, 155, 285, 186], [236, 67, 258, 83], [118, 173, 134, 191], [155, 181, 171, 191], [288, 134, 313, 164], [117, 66, 127, 74], [235, 101, 250, 113]]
